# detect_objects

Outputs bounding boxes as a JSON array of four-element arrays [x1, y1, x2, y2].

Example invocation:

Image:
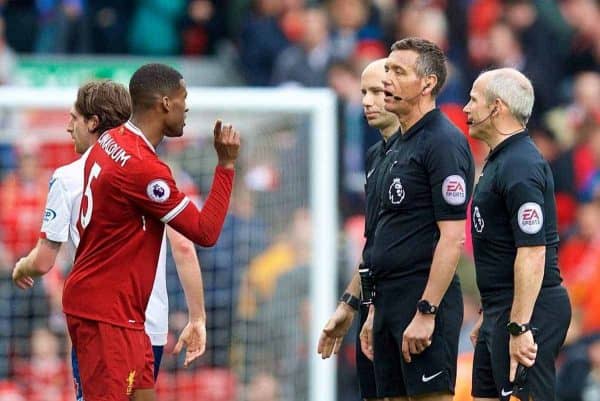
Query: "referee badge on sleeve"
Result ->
[[517, 202, 543, 234], [442, 175, 466, 205]]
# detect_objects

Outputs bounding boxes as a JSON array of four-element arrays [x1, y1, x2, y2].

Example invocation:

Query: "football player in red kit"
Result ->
[[63, 64, 240, 401]]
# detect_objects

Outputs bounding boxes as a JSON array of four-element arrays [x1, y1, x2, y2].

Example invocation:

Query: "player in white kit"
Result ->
[[12, 81, 207, 399]]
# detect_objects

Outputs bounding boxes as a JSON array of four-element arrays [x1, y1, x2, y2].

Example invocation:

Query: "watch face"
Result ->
[[507, 322, 523, 335]]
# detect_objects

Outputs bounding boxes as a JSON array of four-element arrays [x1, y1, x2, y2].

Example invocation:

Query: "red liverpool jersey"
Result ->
[[63, 121, 234, 330]]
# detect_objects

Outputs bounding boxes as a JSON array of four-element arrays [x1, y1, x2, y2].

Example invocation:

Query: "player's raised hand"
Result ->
[[173, 319, 207, 368], [213, 119, 240, 169], [12, 258, 34, 290], [318, 303, 356, 359]]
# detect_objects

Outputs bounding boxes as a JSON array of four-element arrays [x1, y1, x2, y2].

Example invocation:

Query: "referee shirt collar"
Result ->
[[487, 130, 529, 161]]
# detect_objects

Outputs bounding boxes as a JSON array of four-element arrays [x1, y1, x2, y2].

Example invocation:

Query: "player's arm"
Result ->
[[420, 219, 466, 306], [13, 172, 71, 289], [13, 238, 62, 289], [318, 267, 361, 359], [162, 121, 238, 246], [402, 136, 474, 362], [129, 121, 239, 247], [504, 160, 547, 380], [167, 227, 207, 368]]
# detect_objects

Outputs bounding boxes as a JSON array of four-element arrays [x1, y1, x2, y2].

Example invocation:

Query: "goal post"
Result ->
[[0, 86, 338, 401]]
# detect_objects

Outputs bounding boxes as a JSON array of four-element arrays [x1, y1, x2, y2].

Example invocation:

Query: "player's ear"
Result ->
[[161, 96, 170, 113], [87, 115, 100, 133]]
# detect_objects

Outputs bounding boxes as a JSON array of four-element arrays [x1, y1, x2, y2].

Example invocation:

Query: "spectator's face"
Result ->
[[463, 75, 494, 140], [573, 72, 600, 113], [576, 202, 600, 240], [302, 9, 328, 50], [487, 24, 521, 65], [163, 80, 188, 138], [66, 105, 94, 155], [329, 0, 367, 30], [361, 61, 398, 132], [383, 50, 427, 117]]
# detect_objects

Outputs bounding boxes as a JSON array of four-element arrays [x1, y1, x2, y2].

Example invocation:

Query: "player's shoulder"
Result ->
[[422, 115, 470, 158], [51, 155, 86, 190], [366, 140, 383, 161]]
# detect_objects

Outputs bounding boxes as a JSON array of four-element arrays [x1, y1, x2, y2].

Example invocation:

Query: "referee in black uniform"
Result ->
[[464, 68, 571, 401], [318, 58, 399, 401], [359, 38, 475, 401]]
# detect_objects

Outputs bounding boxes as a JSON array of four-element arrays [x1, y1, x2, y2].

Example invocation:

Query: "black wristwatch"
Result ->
[[417, 299, 438, 315], [507, 321, 531, 336], [339, 292, 360, 311]]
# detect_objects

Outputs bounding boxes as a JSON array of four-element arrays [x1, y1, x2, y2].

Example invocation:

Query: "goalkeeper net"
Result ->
[[0, 86, 337, 401]]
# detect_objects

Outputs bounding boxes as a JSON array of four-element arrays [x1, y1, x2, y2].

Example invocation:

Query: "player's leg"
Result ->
[[471, 309, 499, 400], [372, 281, 409, 399], [407, 393, 452, 401], [491, 287, 571, 401], [66, 315, 156, 400], [132, 389, 156, 401], [356, 304, 386, 401], [391, 277, 463, 398]]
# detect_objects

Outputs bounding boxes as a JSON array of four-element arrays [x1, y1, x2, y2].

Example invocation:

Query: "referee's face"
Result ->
[[464, 76, 493, 140], [361, 60, 397, 130], [383, 50, 426, 116]]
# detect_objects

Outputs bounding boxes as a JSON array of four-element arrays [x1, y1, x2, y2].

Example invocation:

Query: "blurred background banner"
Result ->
[[0, 0, 598, 400]]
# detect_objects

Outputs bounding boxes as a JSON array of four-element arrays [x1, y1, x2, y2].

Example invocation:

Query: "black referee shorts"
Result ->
[[472, 285, 571, 400], [372, 275, 463, 397], [356, 303, 378, 400]]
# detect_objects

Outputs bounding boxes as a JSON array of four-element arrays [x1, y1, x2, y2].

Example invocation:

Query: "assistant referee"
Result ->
[[464, 68, 571, 401]]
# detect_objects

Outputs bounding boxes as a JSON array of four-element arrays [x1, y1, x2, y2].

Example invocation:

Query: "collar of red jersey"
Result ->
[[124, 120, 156, 153]]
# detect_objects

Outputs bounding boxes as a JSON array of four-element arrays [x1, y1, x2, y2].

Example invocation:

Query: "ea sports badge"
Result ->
[[517, 202, 543, 234], [442, 175, 466, 205], [147, 179, 170, 203]]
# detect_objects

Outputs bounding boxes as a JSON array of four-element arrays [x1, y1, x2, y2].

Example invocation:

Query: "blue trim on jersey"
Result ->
[[71, 345, 165, 400], [71, 347, 84, 401]]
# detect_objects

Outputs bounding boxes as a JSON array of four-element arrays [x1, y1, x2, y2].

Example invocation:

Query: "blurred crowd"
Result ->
[[0, 0, 599, 400]]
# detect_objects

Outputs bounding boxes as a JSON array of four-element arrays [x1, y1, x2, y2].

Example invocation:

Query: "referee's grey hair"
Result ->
[[481, 68, 534, 125]]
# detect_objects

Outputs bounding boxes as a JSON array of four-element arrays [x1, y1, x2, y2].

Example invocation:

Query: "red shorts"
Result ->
[[66, 314, 154, 401]]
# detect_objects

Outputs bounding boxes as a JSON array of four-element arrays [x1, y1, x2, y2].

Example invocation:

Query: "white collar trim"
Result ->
[[125, 120, 156, 153]]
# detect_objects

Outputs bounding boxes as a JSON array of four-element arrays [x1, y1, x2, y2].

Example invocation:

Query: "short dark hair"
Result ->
[[129, 63, 183, 112], [390, 37, 447, 96], [75, 81, 131, 135]]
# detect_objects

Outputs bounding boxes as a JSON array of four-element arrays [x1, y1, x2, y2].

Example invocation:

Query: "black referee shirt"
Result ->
[[370, 109, 475, 280], [362, 140, 387, 267], [471, 131, 562, 304]]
